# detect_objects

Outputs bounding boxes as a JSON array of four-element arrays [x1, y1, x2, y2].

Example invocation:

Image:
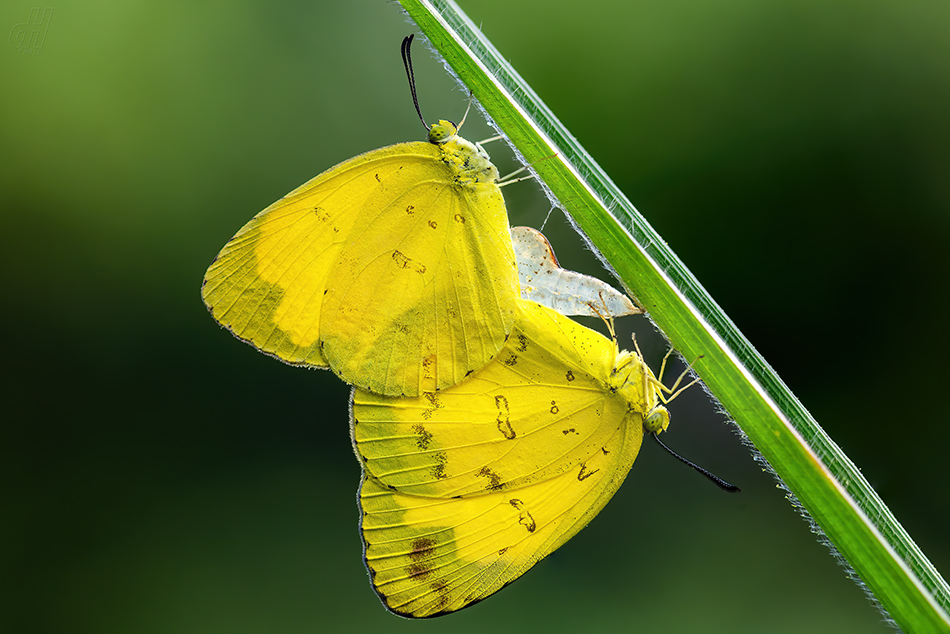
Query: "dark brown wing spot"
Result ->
[[454, 213, 465, 223], [409, 538, 436, 561], [503, 354, 518, 367], [405, 204, 415, 215], [421, 392, 444, 421], [476, 466, 503, 491], [550, 400, 559, 415], [431, 452, 448, 479], [428, 220, 437, 229], [565, 370, 575, 382], [578, 463, 599, 481], [509, 500, 536, 532], [516, 334, 528, 352], [494, 395, 516, 439], [519, 511, 536, 533], [412, 424, 433, 450], [431, 580, 450, 609], [392, 250, 426, 274], [406, 538, 439, 592], [422, 354, 435, 379]]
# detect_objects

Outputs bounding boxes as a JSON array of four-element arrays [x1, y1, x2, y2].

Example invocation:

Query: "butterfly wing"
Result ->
[[202, 143, 435, 368], [352, 301, 646, 617], [204, 139, 520, 396], [358, 417, 641, 618], [354, 301, 624, 497], [321, 162, 519, 396], [512, 226, 640, 318]]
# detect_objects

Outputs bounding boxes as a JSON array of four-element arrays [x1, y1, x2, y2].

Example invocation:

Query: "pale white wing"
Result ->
[[512, 226, 640, 317]]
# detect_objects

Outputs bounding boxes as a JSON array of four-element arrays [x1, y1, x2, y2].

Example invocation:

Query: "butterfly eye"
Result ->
[[644, 405, 670, 434]]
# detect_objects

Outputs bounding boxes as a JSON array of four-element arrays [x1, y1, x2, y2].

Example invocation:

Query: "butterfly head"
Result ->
[[644, 404, 670, 434], [428, 120, 459, 144], [430, 122, 500, 186]]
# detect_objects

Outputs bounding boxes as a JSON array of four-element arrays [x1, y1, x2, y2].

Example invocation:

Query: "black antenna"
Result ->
[[651, 432, 741, 493], [401, 35, 429, 131]]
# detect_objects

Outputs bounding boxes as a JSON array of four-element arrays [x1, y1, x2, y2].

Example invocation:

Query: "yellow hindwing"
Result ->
[[351, 300, 665, 617]]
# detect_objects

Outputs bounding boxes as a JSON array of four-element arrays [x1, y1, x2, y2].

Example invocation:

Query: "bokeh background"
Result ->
[[3, 1, 948, 632]]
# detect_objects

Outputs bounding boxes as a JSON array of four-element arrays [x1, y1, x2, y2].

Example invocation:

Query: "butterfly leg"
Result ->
[[655, 351, 705, 405]]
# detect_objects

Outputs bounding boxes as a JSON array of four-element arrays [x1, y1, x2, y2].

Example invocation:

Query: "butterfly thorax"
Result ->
[[609, 349, 671, 434], [428, 119, 500, 188]]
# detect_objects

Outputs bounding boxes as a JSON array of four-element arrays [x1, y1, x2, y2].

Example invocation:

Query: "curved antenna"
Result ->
[[401, 34, 429, 131], [651, 432, 741, 493]]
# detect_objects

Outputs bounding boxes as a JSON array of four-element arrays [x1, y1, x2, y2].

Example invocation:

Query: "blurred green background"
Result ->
[[2, 0, 948, 632]]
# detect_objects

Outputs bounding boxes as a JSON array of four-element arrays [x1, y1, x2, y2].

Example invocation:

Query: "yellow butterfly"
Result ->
[[351, 299, 680, 617], [512, 226, 640, 318], [202, 36, 520, 397]]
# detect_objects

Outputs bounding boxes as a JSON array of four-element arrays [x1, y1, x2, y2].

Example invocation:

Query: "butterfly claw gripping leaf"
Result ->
[[202, 120, 520, 396], [512, 226, 640, 318], [351, 299, 670, 617]]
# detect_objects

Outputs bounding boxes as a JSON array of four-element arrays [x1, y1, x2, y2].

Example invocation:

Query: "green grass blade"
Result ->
[[398, 0, 950, 631]]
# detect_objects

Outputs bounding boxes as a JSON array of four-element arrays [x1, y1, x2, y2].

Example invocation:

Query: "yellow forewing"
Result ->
[[351, 300, 661, 617], [202, 131, 520, 396]]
